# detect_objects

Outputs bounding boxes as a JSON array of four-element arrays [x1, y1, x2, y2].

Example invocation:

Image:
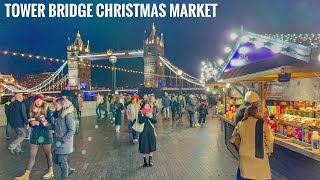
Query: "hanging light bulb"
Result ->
[[241, 36, 250, 43], [254, 41, 264, 49], [230, 33, 238, 40], [218, 59, 224, 65], [224, 47, 231, 53]]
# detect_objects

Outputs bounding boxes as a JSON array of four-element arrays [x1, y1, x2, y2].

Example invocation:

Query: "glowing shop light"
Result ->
[[226, 83, 231, 88]]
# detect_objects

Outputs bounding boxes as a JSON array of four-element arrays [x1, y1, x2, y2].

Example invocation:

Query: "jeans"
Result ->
[[212, 105, 217, 116], [189, 113, 194, 127], [193, 112, 198, 125], [96, 106, 101, 118], [128, 120, 132, 132], [53, 154, 71, 180], [9, 127, 26, 150], [6, 122, 11, 137], [164, 107, 170, 119], [128, 120, 139, 140], [236, 168, 252, 180]]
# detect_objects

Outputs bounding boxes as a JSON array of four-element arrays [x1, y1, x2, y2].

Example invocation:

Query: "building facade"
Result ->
[[143, 23, 165, 88], [67, 31, 91, 90]]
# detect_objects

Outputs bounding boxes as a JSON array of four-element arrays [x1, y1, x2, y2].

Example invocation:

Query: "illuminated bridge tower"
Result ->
[[67, 31, 91, 90], [143, 23, 165, 88]]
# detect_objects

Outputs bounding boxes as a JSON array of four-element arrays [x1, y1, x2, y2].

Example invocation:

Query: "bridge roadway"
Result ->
[[0, 112, 287, 180]]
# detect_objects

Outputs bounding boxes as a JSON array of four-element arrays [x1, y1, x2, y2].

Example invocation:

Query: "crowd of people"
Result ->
[[2, 90, 226, 179], [4, 92, 80, 180]]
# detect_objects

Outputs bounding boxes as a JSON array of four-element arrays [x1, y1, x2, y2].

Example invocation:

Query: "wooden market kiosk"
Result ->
[[216, 45, 320, 178]]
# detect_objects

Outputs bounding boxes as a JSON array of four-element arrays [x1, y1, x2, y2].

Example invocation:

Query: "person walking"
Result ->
[[140, 94, 149, 108], [177, 95, 185, 122], [126, 98, 139, 143], [210, 95, 218, 117], [149, 94, 159, 120], [186, 95, 197, 128], [162, 92, 171, 120], [139, 102, 157, 167], [4, 97, 14, 138], [15, 94, 55, 180], [232, 105, 274, 180], [52, 97, 76, 180], [170, 94, 178, 121], [95, 93, 103, 119], [7, 93, 29, 155], [112, 97, 124, 133], [77, 94, 83, 119], [198, 96, 209, 125]]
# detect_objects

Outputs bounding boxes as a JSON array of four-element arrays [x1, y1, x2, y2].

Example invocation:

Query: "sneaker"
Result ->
[[6, 136, 10, 139], [68, 168, 75, 176], [133, 139, 139, 144], [8, 147, 15, 155], [195, 124, 201, 127], [25, 137, 30, 140]]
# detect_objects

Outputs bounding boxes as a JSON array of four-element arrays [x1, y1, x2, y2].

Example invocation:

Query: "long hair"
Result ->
[[242, 105, 259, 121], [30, 101, 47, 118]]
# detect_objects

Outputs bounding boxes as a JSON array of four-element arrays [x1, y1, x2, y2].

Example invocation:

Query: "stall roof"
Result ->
[[220, 54, 320, 83]]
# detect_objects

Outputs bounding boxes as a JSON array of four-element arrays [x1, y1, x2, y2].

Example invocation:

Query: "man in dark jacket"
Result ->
[[8, 93, 29, 155], [235, 91, 260, 124]]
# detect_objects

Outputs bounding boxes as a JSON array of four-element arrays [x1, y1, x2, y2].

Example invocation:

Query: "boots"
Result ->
[[14, 170, 30, 180], [42, 167, 54, 179], [143, 157, 149, 167], [149, 156, 154, 167]]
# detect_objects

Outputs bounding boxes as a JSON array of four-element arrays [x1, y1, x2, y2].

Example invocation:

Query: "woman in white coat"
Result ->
[[232, 105, 274, 180]]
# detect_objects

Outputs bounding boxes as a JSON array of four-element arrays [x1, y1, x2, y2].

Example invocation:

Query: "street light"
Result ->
[[177, 70, 183, 95], [109, 56, 117, 94], [230, 33, 238, 40], [224, 47, 231, 53]]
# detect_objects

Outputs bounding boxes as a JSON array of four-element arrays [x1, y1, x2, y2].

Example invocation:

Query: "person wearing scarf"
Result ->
[[52, 97, 76, 180], [232, 105, 274, 180], [15, 94, 55, 180], [138, 102, 157, 167]]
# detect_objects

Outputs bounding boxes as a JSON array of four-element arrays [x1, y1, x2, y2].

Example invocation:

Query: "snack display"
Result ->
[[275, 114, 320, 144]]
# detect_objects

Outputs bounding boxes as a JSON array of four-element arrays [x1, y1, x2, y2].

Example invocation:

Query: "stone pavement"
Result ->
[[0, 113, 239, 180]]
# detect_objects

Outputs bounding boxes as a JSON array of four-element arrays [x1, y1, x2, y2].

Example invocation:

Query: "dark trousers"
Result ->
[[9, 127, 26, 150], [76, 108, 81, 119], [54, 154, 71, 180], [96, 106, 101, 118], [199, 114, 207, 124], [188, 113, 194, 127], [171, 109, 176, 120]]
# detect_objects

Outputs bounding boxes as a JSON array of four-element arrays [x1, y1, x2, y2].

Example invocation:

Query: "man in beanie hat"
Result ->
[[235, 91, 259, 124]]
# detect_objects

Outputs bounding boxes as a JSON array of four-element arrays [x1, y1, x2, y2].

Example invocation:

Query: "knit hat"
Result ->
[[33, 94, 44, 101], [244, 91, 259, 103]]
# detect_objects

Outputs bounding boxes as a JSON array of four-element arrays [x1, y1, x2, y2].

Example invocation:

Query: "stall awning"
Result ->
[[220, 54, 320, 83]]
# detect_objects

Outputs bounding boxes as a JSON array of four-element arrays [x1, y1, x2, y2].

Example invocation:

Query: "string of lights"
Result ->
[[264, 34, 320, 48], [0, 50, 176, 78]]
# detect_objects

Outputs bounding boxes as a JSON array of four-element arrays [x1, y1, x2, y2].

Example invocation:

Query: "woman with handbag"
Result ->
[[15, 94, 54, 180], [138, 102, 157, 167], [177, 95, 185, 122], [232, 105, 274, 180], [52, 97, 76, 180]]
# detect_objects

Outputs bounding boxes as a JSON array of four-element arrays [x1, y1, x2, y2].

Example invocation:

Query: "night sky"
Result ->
[[1, 0, 320, 88]]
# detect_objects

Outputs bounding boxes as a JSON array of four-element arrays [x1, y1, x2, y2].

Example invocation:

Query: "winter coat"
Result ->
[[170, 99, 178, 112], [138, 111, 157, 154], [199, 103, 208, 115], [186, 99, 197, 114], [53, 106, 76, 154], [30, 107, 54, 145], [235, 102, 251, 124], [232, 117, 274, 180], [112, 102, 124, 125], [162, 96, 171, 108], [7, 100, 28, 128], [177, 99, 185, 114], [126, 103, 138, 122]]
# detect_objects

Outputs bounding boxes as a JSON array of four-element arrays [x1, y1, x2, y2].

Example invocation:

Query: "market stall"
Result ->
[[216, 51, 320, 179]]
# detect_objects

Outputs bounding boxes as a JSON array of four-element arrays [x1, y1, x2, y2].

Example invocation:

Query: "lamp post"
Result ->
[[110, 56, 117, 94], [177, 70, 183, 95]]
